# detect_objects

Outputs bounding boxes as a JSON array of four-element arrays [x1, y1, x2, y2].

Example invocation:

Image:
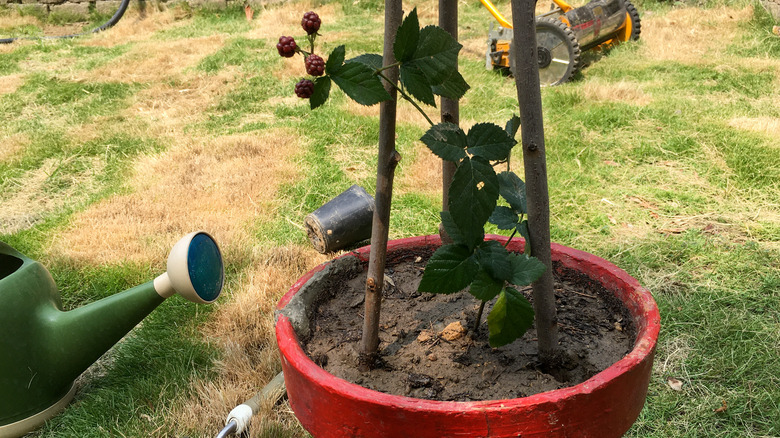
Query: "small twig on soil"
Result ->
[[569, 290, 597, 299]]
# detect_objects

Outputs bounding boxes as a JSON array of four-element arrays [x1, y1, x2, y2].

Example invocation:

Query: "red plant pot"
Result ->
[[275, 235, 660, 438]]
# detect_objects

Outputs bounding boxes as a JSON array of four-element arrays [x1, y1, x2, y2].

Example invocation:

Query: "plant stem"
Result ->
[[439, 0, 458, 244], [503, 228, 517, 248], [375, 62, 401, 73], [510, 0, 559, 366], [473, 300, 487, 333], [376, 71, 435, 127], [359, 0, 403, 372]]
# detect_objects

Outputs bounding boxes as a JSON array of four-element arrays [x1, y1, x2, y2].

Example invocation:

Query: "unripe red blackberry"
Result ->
[[301, 11, 321, 35], [277, 36, 297, 58], [305, 54, 325, 77], [295, 79, 315, 99]]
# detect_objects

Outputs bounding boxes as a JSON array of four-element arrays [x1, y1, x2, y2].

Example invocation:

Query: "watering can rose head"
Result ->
[[276, 9, 545, 347]]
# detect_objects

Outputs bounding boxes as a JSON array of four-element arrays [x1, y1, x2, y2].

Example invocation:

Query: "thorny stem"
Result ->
[[375, 71, 435, 127], [473, 300, 487, 333]]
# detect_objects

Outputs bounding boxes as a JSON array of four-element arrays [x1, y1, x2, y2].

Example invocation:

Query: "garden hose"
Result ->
[[0, 0, 130, 44]]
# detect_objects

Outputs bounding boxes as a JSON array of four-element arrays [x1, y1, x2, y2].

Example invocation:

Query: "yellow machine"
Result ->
[[483, 0, 640, 85]]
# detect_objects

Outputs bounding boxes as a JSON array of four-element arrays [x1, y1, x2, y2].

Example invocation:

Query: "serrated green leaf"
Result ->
[[476, 240, 512, 281], [326, 45, 345, 74], [505, 115, 521, 139], [400, 64, 436, 107], [497, 171, 527, 214], [431, 70, 469, 100], [469, 268, 503, 301], [408, 25, 461, 85], [394, 8, 419, 62], [488, 287, 534, 347], [418, 244, 478, 294], [509, 253, 546, 286], [448, 156, 498, 248], [440, 211, 466, 246], [421, 122, 467, 162], [348, 53, 383, 70], [310, 76, 331, 109], [517, 220, 531, 255], [330, 61, 391, 106], [489, 206, 519, 231], [466, 123, 516, 161]]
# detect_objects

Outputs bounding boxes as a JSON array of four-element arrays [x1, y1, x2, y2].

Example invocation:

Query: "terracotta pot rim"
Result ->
[[276, 234, 660, 412]]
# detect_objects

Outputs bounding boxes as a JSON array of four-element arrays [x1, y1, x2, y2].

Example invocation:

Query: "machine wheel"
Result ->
[[534, 17, 581, 86], [624, 0, 641, 41]]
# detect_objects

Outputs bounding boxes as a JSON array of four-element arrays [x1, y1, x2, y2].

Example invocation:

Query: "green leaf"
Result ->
[[469, 269, 503, 301], [497, 171, 527, 214], [449, 156, 499, 247], [505, 115, 521, 139], [509, 253, 546, 286], [310, 76, 331, 109], [326, 45, 346, 74], [348, 53, 383, 70], [394, 8, 420, 62], [420, 123, 467, 162], [517, 220, 531, 255], [407, 25, 461, 86], [440, 211, 466, 246], [431, 70, 469, 101], [400, 64, 436, 107], [489, 206, 519, 231], [466, 123, 516, 161], [418, 244, 478, 294], [476, 240, 512, 281], [488, 287, 534, 347], [330, 61, 391, 106]]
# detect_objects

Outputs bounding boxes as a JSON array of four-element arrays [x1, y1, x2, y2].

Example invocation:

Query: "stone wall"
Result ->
[[0, 0, 232, 19]]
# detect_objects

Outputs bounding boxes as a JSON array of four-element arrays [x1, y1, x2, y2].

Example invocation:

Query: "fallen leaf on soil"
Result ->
[[714, 400, 727, 413], [244, 4, 254, 21], [607, 214, 617, 225], [439, 321, 466, 341], [604, 160, 620, 166], [667, 377, 683, 391]]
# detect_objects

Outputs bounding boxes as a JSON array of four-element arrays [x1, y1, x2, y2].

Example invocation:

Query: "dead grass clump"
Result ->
[[396, 142, 442, 198], [728, 117, 780, 141], [82, 8, 182, 47], [0, 132, 28, 163], [249, 1, 339, 40], [0, 157, 106, 234], [129, 69, 237, 134], [0, 11, 41, 30], [582, 79, 651, 105], [169, 245, 326, 437], [640, 6, 752, 63], [83, 35, 226, 83], [49, 129, 301, 265]]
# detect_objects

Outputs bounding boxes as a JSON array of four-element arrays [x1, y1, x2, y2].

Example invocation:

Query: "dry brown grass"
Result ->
[[0, 10, 40, 30], [581, 79, 651, 105], [728, 116, 780, 141], [248, 0, 340, 40], [0, 132, 28, 163], [82, 34, 226, 83], [169, 244, 326, 437], [397, 141, 442, 198], [0, 157, 106, 235], [48, 129, 302, 265], [640, 6, 753, 63], [82, 7, 185, 47]]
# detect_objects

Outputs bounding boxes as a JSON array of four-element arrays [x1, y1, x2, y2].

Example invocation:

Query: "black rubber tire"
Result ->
[[624, 0, 641, 41], [534, 17, 581, 86]]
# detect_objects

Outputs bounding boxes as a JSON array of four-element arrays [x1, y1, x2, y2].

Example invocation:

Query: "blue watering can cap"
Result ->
[[154, 231, 224, 304]]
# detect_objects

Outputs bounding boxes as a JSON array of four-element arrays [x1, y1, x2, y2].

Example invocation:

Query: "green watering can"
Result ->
[[0, 231, 224, 438]]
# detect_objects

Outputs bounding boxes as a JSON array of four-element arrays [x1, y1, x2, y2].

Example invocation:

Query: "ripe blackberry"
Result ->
[[305, 54, 325, 77], [301, 11, 321, 35], [277, 36, 297, 58], [295, 79, 315, 99]]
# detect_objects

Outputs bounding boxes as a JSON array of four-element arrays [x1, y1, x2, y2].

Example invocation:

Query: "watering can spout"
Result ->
[[0, 232, 224, 438]]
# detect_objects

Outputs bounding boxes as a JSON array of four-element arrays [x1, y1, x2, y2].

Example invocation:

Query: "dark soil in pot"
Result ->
[[302, 247, 636, 402]]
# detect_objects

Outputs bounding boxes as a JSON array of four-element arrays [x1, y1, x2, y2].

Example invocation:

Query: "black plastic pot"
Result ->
[[304, 185, 374, 253]]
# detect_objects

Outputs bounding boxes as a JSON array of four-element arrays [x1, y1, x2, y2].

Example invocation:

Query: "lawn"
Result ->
[[1, 0, 779, 436]]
